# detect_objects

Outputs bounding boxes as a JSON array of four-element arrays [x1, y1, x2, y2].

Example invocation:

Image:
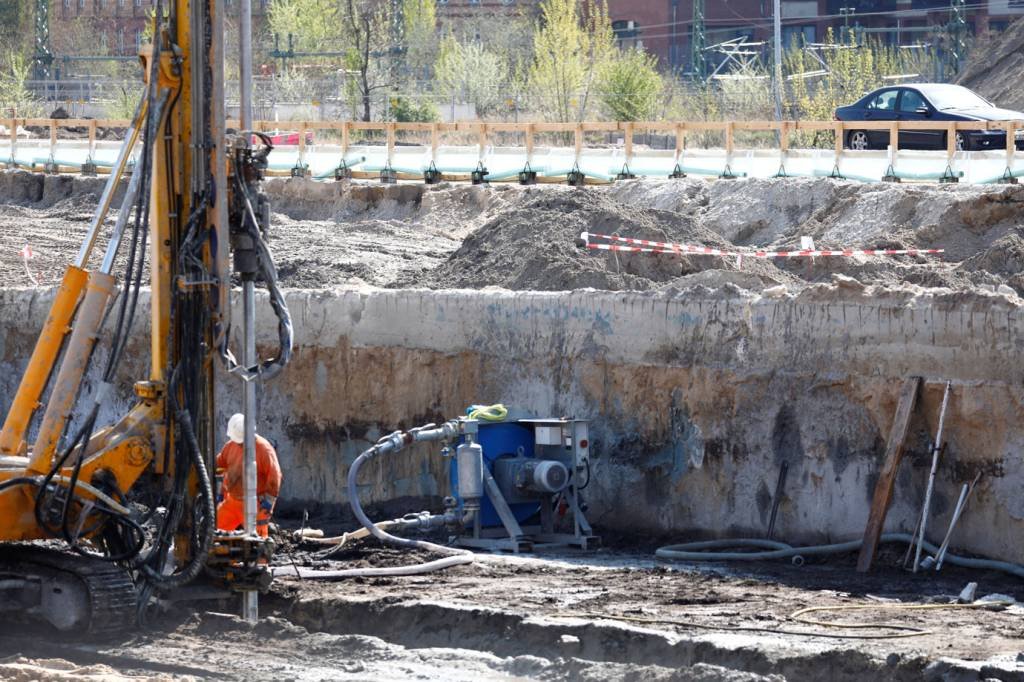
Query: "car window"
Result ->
[[866, 90, 898, 111], [899, 89, 927, 113]]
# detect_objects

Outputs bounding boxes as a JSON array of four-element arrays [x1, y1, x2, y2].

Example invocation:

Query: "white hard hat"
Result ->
[[227, 413, 245, 444]]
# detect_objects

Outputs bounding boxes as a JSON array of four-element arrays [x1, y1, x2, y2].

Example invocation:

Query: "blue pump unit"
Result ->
[[449, 420, 539, 528]]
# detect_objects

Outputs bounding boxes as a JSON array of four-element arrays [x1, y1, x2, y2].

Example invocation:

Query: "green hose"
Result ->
[[466, 404, 508, 421], [656, 533, 1024, 579]]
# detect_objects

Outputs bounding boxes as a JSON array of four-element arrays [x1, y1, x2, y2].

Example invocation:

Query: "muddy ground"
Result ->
[[2, 531, 1023, 681], [3, 170, 1024, 680], [2, 170, 1024, 295]]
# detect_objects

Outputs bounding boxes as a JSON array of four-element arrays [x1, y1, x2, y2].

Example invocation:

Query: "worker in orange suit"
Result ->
[[216, 413, 282, 538]]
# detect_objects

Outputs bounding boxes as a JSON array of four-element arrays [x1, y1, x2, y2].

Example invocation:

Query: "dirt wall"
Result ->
[[1, 283, 1023, 563]]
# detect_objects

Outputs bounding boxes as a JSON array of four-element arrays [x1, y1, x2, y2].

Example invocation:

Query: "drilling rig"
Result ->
[[0, 0, 291, 633]]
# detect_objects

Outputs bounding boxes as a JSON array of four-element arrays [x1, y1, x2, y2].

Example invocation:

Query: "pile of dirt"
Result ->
[[402, 188, 791, 291], [957, 16, 1024, 111], [3, 171, 1024, 295]]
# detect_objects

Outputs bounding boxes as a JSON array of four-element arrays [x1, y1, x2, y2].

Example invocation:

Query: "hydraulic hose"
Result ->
[[655, 533, 1024, 579], [347, 439, 471, 559]]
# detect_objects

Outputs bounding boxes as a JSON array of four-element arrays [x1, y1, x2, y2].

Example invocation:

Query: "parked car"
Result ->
[[834, 84, 1024, 151]]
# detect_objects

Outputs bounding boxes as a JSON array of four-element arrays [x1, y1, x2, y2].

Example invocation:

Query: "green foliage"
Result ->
[[267, 0, 340, 51], [386, 95, 439, 122], [434, 33, 507, 117], [103, 85, 145, 120], [0, 52, 41, 117], [527, 0, 615, 121], [403, 0, 437, 67], [597, 47, 662, 121], [784, 28, 934, 145]]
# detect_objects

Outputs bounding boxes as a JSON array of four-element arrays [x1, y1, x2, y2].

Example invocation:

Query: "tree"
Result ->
[[527, 0, 615, 121], [402, 0, 437, 76], [597, 47, 662, 121], [267, 0, 340, 51], [0, 1, 33, 72], [0, 52, 41, 117], [342, 0, 399, 121], [434, 33, 507, 117]]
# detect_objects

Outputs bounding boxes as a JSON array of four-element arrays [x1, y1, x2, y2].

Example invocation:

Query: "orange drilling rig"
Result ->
[[0, 0, 290, 633]]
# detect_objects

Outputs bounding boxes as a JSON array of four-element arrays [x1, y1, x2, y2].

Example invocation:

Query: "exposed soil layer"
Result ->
[[2, 171, 1023, 295]]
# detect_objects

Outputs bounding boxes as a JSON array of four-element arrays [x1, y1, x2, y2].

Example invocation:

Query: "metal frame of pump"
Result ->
[[346, 416, 597, 560], [455, 418, 597, 553]]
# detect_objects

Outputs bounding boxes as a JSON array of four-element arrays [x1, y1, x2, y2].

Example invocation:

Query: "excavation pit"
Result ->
[[1, 171, 1024, 679]]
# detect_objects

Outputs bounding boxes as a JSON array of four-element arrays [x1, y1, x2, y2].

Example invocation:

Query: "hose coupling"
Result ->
[[370, 430, 411, 458]]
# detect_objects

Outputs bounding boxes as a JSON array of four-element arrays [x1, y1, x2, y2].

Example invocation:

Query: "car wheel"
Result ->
[[847, 130, 870, 151], [955, 132, 968, 152]]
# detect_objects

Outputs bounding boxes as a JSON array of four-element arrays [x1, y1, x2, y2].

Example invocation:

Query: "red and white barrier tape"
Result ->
[[581, 232, 944, 259], [19, 244, 39, 285]]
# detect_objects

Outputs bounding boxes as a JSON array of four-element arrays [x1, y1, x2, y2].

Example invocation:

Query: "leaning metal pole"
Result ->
[[239, 0, 258, 624]]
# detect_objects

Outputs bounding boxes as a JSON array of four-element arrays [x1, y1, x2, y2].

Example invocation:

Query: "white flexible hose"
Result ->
[[656, 533, 1024, 579], [272, 554, 474, 579]]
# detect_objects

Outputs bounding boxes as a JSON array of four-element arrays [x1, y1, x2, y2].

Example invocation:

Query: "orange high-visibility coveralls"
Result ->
[[216, 434, 282, 537]]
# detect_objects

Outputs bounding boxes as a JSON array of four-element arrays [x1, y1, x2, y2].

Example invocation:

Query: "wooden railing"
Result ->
[[6, 117, 1023, 174]]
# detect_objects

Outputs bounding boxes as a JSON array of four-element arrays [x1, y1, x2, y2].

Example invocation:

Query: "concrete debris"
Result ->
[[958, 582, 978, 603]]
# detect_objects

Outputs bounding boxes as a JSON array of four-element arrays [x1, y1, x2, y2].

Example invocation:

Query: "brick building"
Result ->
[[51, 0, 269, 58], [608, 0, 1024, 73], [435, 0, 541, 18]]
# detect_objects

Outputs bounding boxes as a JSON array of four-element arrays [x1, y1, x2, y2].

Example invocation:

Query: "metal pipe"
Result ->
[[241, 278, 258, 623], [913, 381, 952, 572], [211, 0, 230, 362], [772, 0, 783, 121], [27, 271, 116, 475], [0, 266, 88, 455], [924, 482, 969, 571], [239, 0, 252, 130], [74, 98, 145, 269], [99, 158, 145, 274], [935, 472, 981, 570]]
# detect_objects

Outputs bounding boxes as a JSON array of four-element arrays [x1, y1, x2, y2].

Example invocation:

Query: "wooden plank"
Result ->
[[634, 121, 677, 132], [341, 121, 349, 155], [88, 119, 97, 156], [526, 123, 534, 163], [1006, 121, 1016, 160], [478, 123, 487, 161], [574, 123, 583, 160], [623, 121, 633, 164], [675, 123, 685, 160], [833, 121, 844, 159], [857, 376, 922, 573], [779, 121, 790, 153], [725, 121, 735, 156], [947, 122, 957, 158], [889, 121, 898, 152], [386, 122, 396, 164], [532, 122, 576, 133]]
